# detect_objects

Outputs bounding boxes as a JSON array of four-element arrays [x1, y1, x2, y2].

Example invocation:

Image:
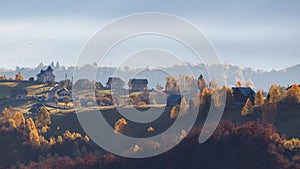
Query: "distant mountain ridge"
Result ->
[[0, 63, 299, 91]]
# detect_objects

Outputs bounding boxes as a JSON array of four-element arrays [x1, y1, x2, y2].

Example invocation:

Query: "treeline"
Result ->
[[0, 107, 92, 168], [13, 121, 300, 169]]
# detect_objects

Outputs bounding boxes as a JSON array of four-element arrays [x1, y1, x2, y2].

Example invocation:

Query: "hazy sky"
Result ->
[[0, 0, 299, 70]]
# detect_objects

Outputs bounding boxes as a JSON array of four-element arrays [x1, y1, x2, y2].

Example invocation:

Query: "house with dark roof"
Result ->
[[37, 66, 55, 84], [56, 87, 72, 101], [106, 77, 125, 89], [167, 94, 182, 106], [11, 89, 28, 100], [128, 79, 148, 91], [232, 87, 256, 104]]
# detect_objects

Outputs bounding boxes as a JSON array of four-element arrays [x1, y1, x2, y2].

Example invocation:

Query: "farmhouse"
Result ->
[[37, 66, 55, 84], [11, 89, 28, 100], [56, 87, 72, 101], [106, 77, 125, 89], [232, 87, 255, 104], [128, 79, 148, 91]]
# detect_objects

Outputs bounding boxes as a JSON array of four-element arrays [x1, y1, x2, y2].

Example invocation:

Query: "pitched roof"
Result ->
[[232, 87, 255, 97], [106, 77, 125, 85], [128, 79, 148, 85], [46, 66, 54, 72], [57, 87, 71, 96], [37, 66, 54, 76]]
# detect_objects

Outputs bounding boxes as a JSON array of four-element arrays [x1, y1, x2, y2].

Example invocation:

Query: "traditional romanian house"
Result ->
[[56, 87, 72, 101], [128, 79, 148, 91], [37, 66, 55, 84], [11, 89, 28, 100], [106, 77, 125, 89], [232, 87, 255, 104]]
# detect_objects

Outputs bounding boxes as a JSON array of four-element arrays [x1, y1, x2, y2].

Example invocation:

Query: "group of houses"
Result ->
[[5, 66, 56, 101], [104, 76, 257, 106], [4, 65, 258, 107], [105, 77, 148, 92]]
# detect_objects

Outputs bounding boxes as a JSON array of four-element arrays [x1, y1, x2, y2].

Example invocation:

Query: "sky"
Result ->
[[0, 0, 299, 71]]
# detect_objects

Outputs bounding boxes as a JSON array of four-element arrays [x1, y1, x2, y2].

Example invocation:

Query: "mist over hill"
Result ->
[[0, 62, 299, 91]]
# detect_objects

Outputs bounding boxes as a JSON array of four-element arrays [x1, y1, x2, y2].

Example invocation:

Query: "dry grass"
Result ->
[[0, 81, 50, 98]]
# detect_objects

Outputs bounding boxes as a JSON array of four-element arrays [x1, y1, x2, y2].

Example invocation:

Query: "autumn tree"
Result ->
[[177, 75, 197, 93], [15, 72, 24, 80], [268, 85, 282, 104], [285, 83, 300, 103], [114, 118, 129, 135], [57, 135, 63, 144], [10, 111, 25, 128], [254, 89, 265, 107], [170, 105, 180, 119], [241, 98, 253, 116], [26, 118, 40, 146], [179, 97, 189, 116], [165, 76, 180, 93], [1, 108, 12, 121], [200, 88, 211, 113], [235, 80, 243, 87], [35, 106, 51, 127]]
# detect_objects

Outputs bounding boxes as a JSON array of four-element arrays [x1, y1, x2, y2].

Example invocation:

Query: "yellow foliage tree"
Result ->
[[84, 135, 90, 142], [285, 83, 300, 103], [114, 118, 128, 134], [179, 97, 189, 116], [9, 119, 17, 128], [170, 105, 180, 119], [35, 106, 51, 127], [26, 118, 40, 146], [57, 135, 63, 144], [1, 108, 12, 121], [241, 98, 253, 116], [26, 118, 37, 131], [29, 129, 40, 146], [147, 126, 154, 132], [254, 89, 264, 107], [269, 85, 282, 103], [63, 130, 75, 140], [49, 137, 56, 146], [11, 112, 25, 128]]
